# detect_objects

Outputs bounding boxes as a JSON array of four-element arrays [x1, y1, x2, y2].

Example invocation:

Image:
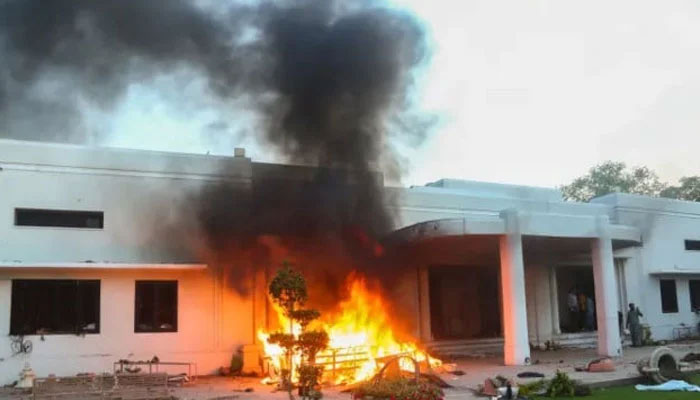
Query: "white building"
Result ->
[[1, 138, 700, 383]]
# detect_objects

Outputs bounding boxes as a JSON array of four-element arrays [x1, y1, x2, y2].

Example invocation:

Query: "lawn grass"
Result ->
[[535, 375, 700, 399]]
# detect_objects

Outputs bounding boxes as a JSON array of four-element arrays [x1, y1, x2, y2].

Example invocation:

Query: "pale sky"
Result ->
[[106, 0, 700, 188]]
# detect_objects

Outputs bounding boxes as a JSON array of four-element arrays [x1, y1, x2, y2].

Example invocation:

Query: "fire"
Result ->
[[258, 274, 441, 384]]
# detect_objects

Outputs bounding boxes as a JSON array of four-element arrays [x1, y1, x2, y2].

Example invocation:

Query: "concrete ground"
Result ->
[[171, 341, 700, 400]]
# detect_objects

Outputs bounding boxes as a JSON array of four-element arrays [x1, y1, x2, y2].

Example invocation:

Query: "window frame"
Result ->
[[660, 279, 679, 314], [134, 280, 178, 333], [14, 208, 104, 229], [690, 280, 700, 312], [10, 279, 101, 335], [685, 240, 700, 251]]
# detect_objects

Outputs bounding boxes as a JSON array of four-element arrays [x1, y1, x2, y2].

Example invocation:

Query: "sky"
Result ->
[[99, 1, 700, 188]]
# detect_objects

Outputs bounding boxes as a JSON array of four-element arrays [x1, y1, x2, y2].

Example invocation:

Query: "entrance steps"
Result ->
[[424, 332, 629, 358], [551, 332, 598, 349], [424, 337, 504, 358]]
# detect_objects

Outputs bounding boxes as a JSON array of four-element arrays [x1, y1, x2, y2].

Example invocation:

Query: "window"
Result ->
[[691, 280, 700, 312], [686, 240, 700, 251], [15, 208, 104, 229], [660, 279, 679, 313], [135, 281, 178, 333], [10, 280, 100, 335]]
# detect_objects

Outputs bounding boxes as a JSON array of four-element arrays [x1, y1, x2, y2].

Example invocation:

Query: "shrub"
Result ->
[[546, 370, 576, 397], [352, 378, 444, 400], [518, 379, 546, 397], [230, 354, 243, 375]]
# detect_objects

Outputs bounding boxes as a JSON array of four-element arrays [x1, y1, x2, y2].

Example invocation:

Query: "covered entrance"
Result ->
[[389, 211, 641, 365]]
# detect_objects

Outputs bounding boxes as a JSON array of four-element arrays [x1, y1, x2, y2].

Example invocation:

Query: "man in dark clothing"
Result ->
[[626, 303, 644, 347]]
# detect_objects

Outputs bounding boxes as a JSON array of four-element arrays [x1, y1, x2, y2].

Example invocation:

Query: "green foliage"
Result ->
[[661, 176, 700, 202], [297, 330, 330, 362], [518, 379, 546, 397], [269, 261, 308, 317], [267, 262, 328, 398], [230, 353, 243, 374], [546, 370, 576, 397], [352, 378, 444, 400], [561, 161, 700, 203], [291, 309, 321, 330], [561, 161, 665, 202], [298, 365, 324, 399], [268, 332, 297, 352]]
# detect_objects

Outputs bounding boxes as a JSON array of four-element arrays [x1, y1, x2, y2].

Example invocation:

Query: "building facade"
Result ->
[[1, 139, 700, 383]]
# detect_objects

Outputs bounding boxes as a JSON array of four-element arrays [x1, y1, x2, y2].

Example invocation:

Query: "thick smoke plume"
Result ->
[[1, 0, 431, 301]]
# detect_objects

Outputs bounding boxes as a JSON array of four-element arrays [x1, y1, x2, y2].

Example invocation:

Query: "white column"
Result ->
[[591, 216, 622, 357], [549, 266, 561, 335], [499, 209, 531, 365]]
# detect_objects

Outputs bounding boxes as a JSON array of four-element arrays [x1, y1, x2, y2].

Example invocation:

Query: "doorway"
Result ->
[[556, 265, 596, 333], [429, 265, 501, 340]]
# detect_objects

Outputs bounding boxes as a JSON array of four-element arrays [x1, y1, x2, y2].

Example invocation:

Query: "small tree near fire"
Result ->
[[268, 262, 329, 400]]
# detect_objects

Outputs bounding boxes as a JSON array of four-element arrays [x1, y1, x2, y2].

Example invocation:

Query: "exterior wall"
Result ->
[[0, 267, 253, 384], [0, 139, 251, 265], [594, 194, 700, 340], [0, 140, 254, 384], [5, 139, 700, 377]]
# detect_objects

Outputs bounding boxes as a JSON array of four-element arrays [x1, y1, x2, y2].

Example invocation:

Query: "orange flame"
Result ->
[[258, 273, 441, 384]]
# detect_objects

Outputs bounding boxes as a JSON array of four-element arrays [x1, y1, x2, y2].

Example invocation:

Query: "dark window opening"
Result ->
[[685, 240, 700, 251], [690, 280, 700, 312], [660, 279, 679, 313], [135, 281, 178, 333], [10, 280, 100, 335], [15, 208, 104, 229]]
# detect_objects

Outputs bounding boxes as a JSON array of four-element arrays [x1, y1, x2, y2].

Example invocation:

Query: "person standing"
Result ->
[[578, 291, 588, 331], [585, 296, 595, 331], [567, 287, 579, 331], [627, 303, 644, 347]]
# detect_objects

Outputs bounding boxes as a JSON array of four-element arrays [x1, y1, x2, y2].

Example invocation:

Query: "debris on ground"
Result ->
[[587, 358, 616, 372], [449, 370, 465, 376], [230, 387, 254, 392], [681, 352, 700, 362], [168, 373, 190, 385], [637, 346, 685, 384], [574, 357, 615, 372], [635, 380, 700, 392], [516, 371, 544, 378]]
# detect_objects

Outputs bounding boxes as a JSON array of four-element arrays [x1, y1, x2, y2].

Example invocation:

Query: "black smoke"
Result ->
[[1, 0, 431, 293]]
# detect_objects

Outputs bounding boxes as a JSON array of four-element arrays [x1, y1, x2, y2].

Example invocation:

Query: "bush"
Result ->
[[230, 354, 243, 375], [546, 370, 576, 397], [352, 378, 444, 400], [518, 379, 546, 397]]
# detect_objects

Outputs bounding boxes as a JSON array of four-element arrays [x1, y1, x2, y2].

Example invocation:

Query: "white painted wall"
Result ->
[[4, 139, 700, 379], [0, 267, 253, 385], [595, 194, 700, 340]]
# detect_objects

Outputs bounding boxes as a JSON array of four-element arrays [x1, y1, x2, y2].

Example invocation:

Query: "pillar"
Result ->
[[591, 216, 622, 357], [499, 209, 531, 365], [549, 266, 561, 335]]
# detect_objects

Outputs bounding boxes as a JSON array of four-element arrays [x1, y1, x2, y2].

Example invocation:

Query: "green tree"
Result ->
[[560, 161, 666, 202], [661, 176, 700, 201], [267, 262, 328, 400]]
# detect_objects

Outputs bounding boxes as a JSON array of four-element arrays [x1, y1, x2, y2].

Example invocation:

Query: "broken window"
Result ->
[[15, 208, 104, 229], [135, 281, 178, 333], [690, 280, 700, 312], [685, 240, 700, 251], [10, 280, 100, 335], [660, 279, 678, 313]]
